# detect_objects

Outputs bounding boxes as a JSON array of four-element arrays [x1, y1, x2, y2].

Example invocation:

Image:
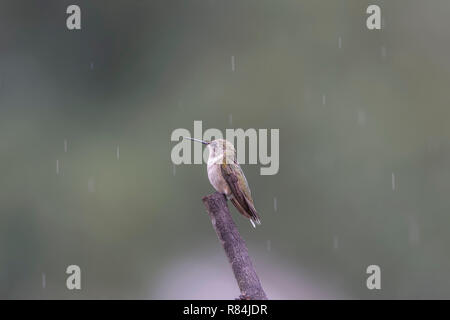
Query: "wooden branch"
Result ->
[[202, 192, 268, 300]]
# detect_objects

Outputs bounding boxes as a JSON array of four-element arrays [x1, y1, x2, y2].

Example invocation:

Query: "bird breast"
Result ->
[[207, 162, 231, 196]]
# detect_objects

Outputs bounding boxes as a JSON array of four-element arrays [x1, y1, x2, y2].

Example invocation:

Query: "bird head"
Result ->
[[184, 137, 236, 162]]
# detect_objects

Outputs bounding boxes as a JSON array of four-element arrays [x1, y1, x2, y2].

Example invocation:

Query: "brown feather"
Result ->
[[221, 163, 261, 224], [231, 197, 252, 220]]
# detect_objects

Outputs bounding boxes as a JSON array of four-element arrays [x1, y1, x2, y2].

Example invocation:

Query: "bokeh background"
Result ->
[[1, 0, 450, 299]]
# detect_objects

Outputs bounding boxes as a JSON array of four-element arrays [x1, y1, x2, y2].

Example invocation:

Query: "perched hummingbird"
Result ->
[[185, 137, 261, 228]]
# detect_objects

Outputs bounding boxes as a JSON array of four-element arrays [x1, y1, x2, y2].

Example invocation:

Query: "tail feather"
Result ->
[[230, 196, 261, 227], [244, 197, 261, 226]]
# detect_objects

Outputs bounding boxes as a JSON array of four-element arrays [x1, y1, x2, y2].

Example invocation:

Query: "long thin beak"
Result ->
[[184, 137, 210, 145]]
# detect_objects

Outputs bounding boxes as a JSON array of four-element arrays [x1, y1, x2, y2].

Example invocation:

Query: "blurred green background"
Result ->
[[1, 0, 450, 299]]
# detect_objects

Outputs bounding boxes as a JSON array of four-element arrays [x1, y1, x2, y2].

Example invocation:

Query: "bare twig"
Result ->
[[202, 192, 268, 300]]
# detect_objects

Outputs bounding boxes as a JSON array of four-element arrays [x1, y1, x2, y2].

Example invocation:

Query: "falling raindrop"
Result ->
[[56, 160, 60, 175], [173, 164, 176, 176], [391, 173, 396, 191], [116, 145, 120, 160], [229, 114, 233, 126], [42, 273, 46, 289], [266, 240, 271, 252], [273, 197, 277, 212], [338, 36, 342, 49], [333, 236, 339, 250], [64, 139, 68, 153], [357, 110, 366, 126], [231, 55, 235, 72], [88, 177, 96, 193], [322, 94, 326, 105], [90, 62, 94, 70]]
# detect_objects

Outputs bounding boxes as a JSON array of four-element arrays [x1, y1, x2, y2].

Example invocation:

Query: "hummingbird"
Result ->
[[185, 137, 261, 228]]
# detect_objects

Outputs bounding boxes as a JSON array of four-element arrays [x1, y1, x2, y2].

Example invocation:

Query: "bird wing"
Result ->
[[221, 162, 261, 224]]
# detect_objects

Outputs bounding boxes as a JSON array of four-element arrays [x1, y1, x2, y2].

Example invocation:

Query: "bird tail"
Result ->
[[246, 201, 261, 228], [230, 197, 261, 228]]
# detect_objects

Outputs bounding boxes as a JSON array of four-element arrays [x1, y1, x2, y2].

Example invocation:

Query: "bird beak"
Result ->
[[184, 137, 210, 145]]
